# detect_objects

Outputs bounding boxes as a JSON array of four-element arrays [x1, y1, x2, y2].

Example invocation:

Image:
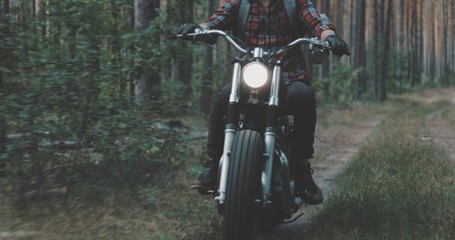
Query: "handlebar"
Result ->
[[170, 29, 249, 54], [170, 29, 331, 59]]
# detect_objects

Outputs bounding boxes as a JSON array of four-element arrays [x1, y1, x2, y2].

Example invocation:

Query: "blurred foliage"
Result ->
[[314, 62, 361, 104], [1, 0, 451, 203], [0, 0, 187, 201]]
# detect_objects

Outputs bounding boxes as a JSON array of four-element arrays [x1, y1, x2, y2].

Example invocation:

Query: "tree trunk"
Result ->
[[409, 0, 419, 85], [373, 0, 382, 102], [174, 0, 194, 98], [379, 0, 393, 101], [0, 0, 9, 173], [319, 0, 330, 98], [452, 0, 455, 84], [200, 0, 215, 114], [397, 0, 404, 93], [453, 0, 455, 80], [352, 0, 366, 100], [134, 0, 160, 105], [441, 0, 447, 84], [0, 0, 7, 13], [416, 0, 424, 85]]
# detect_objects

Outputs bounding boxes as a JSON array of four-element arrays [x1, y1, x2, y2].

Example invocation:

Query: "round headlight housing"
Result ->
[[242, 62, 269, 88]]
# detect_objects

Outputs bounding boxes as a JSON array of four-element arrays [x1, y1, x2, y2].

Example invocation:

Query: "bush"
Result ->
[[0, 0, 183, 201], [314, 62, 361, 104]]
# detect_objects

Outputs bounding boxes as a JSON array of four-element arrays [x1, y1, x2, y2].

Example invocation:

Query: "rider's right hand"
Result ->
[[177, 23, 201, 40], [325, 35, 350, 57]]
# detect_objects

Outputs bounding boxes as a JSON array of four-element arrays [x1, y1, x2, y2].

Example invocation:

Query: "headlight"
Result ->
[[242, 62, 269, 88]]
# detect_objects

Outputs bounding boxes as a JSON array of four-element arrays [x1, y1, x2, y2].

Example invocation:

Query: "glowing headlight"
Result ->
[[242, 62, 269, 88]]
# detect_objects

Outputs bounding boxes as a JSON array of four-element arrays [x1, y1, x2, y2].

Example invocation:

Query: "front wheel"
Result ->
[[223, 130, 263, 240]]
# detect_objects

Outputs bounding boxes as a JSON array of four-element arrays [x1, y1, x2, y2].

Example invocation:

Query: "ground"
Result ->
[[1, 88, 454, 239], [258, 111, 385, 240], [259, 88, 455, 240], [422, 88, 455, 159]]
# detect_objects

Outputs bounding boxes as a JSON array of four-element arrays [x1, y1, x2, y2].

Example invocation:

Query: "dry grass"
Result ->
[[304, 92, 455, 240]]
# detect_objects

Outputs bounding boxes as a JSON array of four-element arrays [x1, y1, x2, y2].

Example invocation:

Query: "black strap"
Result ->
[[235, 0, 251, 37], [283, 0, 303, 36]]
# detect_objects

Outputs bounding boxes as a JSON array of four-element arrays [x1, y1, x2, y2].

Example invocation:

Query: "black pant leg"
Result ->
[[284, 81, 317, 160], [206, 84, 231, 160]]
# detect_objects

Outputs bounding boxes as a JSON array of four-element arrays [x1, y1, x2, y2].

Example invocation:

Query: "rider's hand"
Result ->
[[177, 23, 201, 41], [325, 35, 350, 57]]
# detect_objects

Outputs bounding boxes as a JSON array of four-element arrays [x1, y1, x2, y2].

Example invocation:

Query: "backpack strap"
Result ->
[[234, 0, 251, 37], [283, 0, 302, 36]]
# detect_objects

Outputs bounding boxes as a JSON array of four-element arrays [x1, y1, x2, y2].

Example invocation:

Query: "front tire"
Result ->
[[223, 130, 263, 240]]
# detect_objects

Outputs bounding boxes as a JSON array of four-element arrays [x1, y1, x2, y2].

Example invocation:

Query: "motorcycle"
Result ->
[[171, 29, 332, 240]]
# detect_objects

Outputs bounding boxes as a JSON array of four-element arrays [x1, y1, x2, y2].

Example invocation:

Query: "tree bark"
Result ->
[[352, 0, 366, 100], [200, 0, 215, 114], [318, 0, 330, 98], [174, 0, 194, 97], [409, 0, 418, 85], [0, 0, 9, 173], [379, 0, 393, 101], [373, 0, 382, 102], [134, 0, 160, 105]]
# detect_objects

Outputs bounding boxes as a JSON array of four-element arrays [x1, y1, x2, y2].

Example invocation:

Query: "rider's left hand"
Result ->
[[176, 23, 201, 41], [176, 23, 218, 44], [177, 23, 200, 35], [325, 35, 350, 57]]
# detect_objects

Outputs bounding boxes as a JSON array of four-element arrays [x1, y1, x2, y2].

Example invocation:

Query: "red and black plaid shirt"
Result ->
[[202, 0, 336, 83]]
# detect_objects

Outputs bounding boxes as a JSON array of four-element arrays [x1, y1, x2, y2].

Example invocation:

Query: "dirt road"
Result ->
[[423, 88, 455, 160], [259, 88, 455, 240], [258, 113, 385, 240]]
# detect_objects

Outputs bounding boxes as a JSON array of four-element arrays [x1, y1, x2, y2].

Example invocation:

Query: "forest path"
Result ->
[[259, 88, 455, 240], [258, 112, 385, 240], [423, 88, 455, 160]]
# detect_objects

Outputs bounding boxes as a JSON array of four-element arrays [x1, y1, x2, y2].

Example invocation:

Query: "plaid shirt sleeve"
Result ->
[[201, 0, 241, 31], [297, 0, 336, 38]]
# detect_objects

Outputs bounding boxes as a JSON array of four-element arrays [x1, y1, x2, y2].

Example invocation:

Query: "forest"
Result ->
[[0, 0, 455, 239], [0, 0, 454, 210]]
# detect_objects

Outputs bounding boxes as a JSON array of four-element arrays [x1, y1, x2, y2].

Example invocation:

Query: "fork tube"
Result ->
[[217, 61, 242, 205], [261, 63, 282, 204], [268, 63, 281, 107]]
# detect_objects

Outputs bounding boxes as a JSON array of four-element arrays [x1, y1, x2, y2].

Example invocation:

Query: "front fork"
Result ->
[[216, 61, 242, 205], [261, 63, 282, 206], [216, 60, 282, 208]]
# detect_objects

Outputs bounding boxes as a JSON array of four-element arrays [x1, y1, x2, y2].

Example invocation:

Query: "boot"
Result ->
[[294, 162, 323, 205], [190, 158, 218, 191]]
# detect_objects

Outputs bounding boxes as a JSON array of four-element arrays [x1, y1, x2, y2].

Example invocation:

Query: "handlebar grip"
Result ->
[[168, 34, 178, 39], [168, 33, 198, 41]]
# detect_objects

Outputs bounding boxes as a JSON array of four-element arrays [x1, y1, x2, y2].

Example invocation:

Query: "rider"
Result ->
[[177, 0, 349, 205]]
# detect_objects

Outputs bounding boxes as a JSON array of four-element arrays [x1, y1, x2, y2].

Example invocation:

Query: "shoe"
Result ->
[[295, 163, 323, 205], [190, 158, 218, 191]]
